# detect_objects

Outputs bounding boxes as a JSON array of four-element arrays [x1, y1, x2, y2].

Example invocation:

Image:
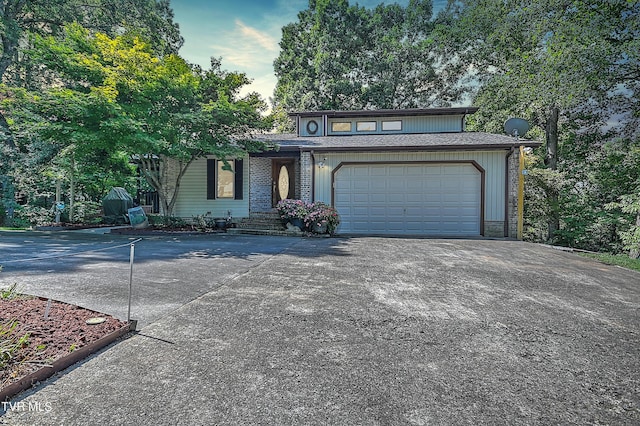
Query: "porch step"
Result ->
[[235, 211, 286, 231], [227, 227, 302, 236]]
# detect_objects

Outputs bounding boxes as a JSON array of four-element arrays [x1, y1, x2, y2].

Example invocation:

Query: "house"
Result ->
[[168, 107, 540, 237]]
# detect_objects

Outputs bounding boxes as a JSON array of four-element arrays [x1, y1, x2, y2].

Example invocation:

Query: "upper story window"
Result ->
[[356, 121, 377, 132], [382, 120, 402, 131], [331, 122, 351, 132]]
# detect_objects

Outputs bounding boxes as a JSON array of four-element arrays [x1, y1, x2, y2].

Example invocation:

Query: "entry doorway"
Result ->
[[272, 159, 296, 207]]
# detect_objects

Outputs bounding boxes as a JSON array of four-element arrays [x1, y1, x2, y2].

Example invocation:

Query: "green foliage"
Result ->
[[607, 193, 640, 258], [2, 24, 272, 218], [0, 0, 182, 84], [1, 284, 19, 300], [71, 201, 103, 224], [0, 201, 5, 226], [0, 320, 29, 369], [11, 205, 51, 228], [523, 136, 640, 254], [191, 212, 215, 232], [147, 214, 187, 229], [435, 0, 639, 248], [274, 0, 438, 113], [579, 253, 640, 273]]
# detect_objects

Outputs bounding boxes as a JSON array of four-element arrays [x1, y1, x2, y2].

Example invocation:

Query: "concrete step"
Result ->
[[227, 228, 302, 236], [236, 212, 286, 231], [236, 221, 285, 230]]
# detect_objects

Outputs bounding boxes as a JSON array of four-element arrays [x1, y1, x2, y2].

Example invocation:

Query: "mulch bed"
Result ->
[[1, 296, 127, 396]]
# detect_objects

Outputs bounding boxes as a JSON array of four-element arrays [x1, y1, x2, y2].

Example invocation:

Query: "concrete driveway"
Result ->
[[1, 232, 638, 425]]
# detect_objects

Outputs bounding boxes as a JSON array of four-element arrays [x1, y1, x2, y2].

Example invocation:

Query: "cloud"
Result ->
[[235, 19, 278, 52], [209, 19, 278, 69]]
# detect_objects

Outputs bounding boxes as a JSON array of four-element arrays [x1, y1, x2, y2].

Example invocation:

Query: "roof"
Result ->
[[256, 131, 541, 153], [288, 107, 479, 119]]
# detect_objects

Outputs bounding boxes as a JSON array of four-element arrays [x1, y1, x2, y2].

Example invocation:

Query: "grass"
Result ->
[[579, 252, 640, 272]]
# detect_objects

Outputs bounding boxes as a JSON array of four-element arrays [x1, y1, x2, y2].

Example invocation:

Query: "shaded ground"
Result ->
[[0, 234, 638, 424]]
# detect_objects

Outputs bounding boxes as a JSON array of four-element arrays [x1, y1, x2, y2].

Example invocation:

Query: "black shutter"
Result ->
[[206, 159, 216, 200], [234, 159, 244, 200]]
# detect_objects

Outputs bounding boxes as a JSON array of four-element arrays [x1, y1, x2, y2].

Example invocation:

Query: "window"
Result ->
[[217, 161, 234, 198], [306, 119, 319, 135], [331, 122, 351, 132], [382, 120, 402, 131], [207, 159, 243, 200], [356, 121, 377, 132]]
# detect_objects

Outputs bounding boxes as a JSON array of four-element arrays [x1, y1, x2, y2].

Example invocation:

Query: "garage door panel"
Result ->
[[335, 163, 481, 236]]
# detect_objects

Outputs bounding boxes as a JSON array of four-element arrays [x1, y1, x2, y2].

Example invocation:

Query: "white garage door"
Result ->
[[334, 163, 481, 235]]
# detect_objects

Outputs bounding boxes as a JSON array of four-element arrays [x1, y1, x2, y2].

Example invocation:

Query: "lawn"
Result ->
[[579, 252, 640, 272]]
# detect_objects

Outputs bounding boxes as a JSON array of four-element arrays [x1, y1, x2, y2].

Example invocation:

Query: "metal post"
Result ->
[[127, 242, 134, 323]]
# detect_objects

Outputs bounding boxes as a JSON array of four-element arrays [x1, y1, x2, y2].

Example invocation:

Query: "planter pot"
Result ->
[[214, 219, 227, 229], [289, 218, 305, 230], [312, 223, 328, 234]]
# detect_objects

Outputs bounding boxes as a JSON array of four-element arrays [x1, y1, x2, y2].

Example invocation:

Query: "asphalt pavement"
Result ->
[[0, 231, 638, 425]]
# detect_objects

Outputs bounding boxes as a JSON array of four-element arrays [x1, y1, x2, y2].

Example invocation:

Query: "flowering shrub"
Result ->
[[276, 199, 310, 220], [304, 202, 340, 234]]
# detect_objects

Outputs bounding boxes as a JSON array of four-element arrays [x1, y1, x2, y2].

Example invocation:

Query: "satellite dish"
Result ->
[[504, 118, 530, 138]]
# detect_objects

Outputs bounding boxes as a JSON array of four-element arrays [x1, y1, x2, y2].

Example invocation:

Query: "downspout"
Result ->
[[461, 108, 470, 132], [310, 150, 315, 202]]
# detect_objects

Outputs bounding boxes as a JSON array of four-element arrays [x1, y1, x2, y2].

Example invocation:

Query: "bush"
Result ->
[[71, 201, 103, 224], [304, 202, 340, 234], [148, 214, 187, 228], [12, 205, 51, 228], [276, 199, 310, 220]]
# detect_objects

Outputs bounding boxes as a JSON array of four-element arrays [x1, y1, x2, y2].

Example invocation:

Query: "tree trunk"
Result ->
[[138, 155, 193, 218], [545, 106, 560, 241], [545, 106, 559, 170], [631, 212, 640, 259], [69, 154, 75, 223]]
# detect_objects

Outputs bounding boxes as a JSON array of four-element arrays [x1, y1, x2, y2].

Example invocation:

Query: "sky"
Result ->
[[170, 0, 447, 106]]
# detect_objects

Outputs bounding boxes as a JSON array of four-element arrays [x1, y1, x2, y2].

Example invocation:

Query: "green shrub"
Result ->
[[148, 214, 187, 228]]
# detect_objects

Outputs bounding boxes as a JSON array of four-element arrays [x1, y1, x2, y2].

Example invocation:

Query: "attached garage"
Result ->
[[333, 162, 483, 236]]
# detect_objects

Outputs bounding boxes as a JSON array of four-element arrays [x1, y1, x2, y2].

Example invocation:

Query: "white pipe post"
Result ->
[[127, 242, 135, 323]]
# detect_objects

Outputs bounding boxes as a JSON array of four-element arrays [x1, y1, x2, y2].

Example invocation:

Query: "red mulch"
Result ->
[[0, 296, 126, 391]]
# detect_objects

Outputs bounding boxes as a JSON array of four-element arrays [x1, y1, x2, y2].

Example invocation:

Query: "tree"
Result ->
[[273, 0, 438, 113], [433, 0, 640, 241], [0, 0, 183, 216], [0, 0, 182, 82], [3, 25, 271, 218]]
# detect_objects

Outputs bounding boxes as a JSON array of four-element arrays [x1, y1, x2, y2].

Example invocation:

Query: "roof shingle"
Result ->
[[256, 132, 540, 152]]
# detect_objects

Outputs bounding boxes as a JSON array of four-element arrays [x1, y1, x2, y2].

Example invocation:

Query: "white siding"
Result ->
[[335, 163, 481, 235], [172, 156, 249, 220], [326, 115, 464, 136]]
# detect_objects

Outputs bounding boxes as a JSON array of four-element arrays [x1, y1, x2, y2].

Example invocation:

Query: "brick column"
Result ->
[[507, 149, 520, 238], [249, 157, 273, 212], [299, 151, 312, 203]]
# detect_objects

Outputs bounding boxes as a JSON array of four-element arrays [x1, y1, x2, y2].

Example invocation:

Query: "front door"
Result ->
[[272, 159, 296, 207]]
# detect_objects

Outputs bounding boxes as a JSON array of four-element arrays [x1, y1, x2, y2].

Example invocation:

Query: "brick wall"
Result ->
[[249, 157, 272, 212], [484, 221, 505, 238], [507, 148, 520, 238], [299, 152, 312, 203]]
